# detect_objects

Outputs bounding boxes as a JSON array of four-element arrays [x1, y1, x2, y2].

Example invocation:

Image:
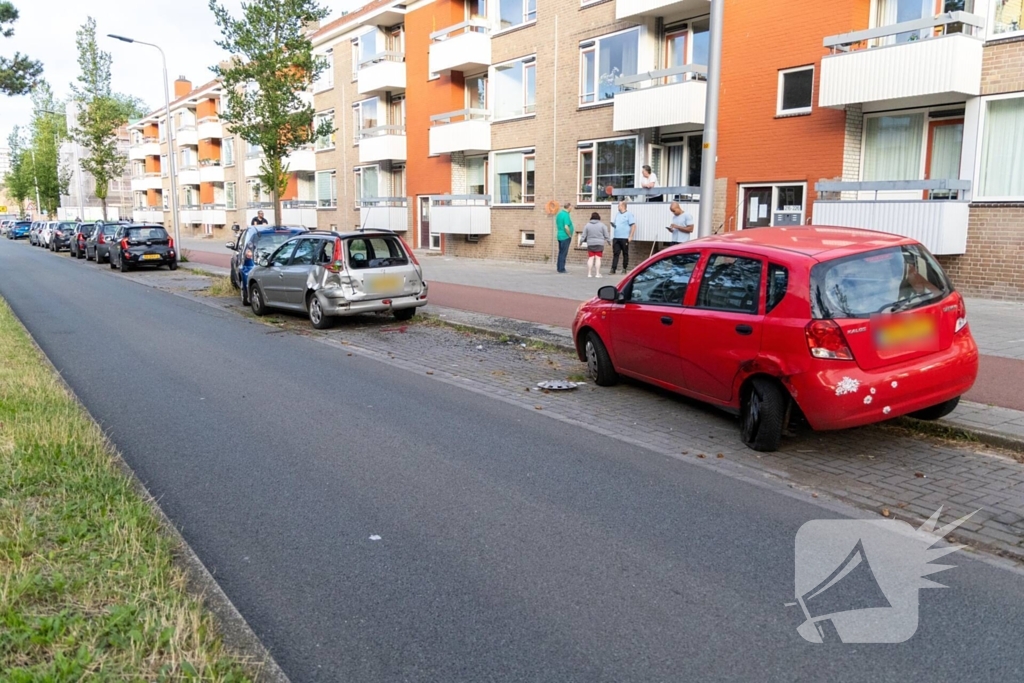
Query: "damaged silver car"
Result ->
[[247, 230, 428, 328]]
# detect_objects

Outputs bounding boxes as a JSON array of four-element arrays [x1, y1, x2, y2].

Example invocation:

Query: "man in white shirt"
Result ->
[[666, 202, 695, 244], [641, 165, 662, 202]]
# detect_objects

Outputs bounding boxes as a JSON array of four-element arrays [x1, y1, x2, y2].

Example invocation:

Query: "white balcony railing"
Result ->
[[179, 208, 204, 224], [429, 110, 491, 156], [359, 197, 409, 232], [201, 205, 228, 225], [610, 186, 702, 242], [199, 164, 225, 183], [244, 157, 263, 178], [197, 118, 223, 140], [812, 180, 971, 255], [176, 126, 199, 147], [132, 208, 165, 224], [428, 195, 491, 235], [130, 173, 164, 192], [819, 12, 984, 108], [285, 147, 315, 172], [429, 21, 491, 75], [357, 52, 406, 95], [617, 0, 710, 21], [178, 167, 201, 186], [613, 65, 707, 132], [358, 126, 407, 163], [129, 139, 161, 160]]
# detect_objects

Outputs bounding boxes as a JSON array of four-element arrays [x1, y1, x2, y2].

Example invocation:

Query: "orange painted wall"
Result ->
[[146, 189, 161, 207], [405, 0, 467, 249], [715, 0, 871, 232], [282, 172, 299, 201], [174, 79, 192, 98], [200, 182, 215, 204], [199, 138, 221, 162], [143, 123, 158, 138], [197, 98, 218, 119], [145, 155, 160, 174]]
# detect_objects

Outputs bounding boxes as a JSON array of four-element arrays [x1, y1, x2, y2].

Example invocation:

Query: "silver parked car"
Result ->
[[247, 230, 428, 328]]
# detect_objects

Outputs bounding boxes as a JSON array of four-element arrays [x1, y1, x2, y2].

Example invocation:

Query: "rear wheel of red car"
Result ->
[[250, 283, 267, 316], [308, 294, 333, 330], [741, 377, 787, 453], [908, 396, 960, 422], [585, 331, 618, 387]]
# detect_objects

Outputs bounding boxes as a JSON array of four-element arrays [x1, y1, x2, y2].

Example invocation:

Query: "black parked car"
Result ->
[[69, 223, 96, 259], [85, 223, 119, 263], [48, 221, 77, 252], [109, 224, 177, 272]]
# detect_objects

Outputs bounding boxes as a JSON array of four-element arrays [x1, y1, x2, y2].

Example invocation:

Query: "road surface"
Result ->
[[2, 238, 1023, 682]]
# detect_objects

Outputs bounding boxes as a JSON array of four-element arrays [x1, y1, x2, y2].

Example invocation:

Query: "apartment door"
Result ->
[[665, 29, 687, 82], [925, 118, 964, 199], [419, 197, 441, 251], [743, 187, 773, 228]]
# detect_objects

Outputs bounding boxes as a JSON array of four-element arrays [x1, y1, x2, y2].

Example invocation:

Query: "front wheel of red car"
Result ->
[[741, 377, 787, 453], [908, 397, 960, 422], [584, 331, 618, 387]]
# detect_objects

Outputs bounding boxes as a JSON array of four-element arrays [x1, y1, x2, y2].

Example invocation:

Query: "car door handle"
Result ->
[[661, 316, 673, 326], [735, 324, 754, 336]]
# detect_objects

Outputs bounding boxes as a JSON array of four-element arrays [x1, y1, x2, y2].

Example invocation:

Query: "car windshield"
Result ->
[[811, 245, 952, 319], [58, 222, 75, 230], [127, 227, 169, 241], [254, 232, 298, 257]]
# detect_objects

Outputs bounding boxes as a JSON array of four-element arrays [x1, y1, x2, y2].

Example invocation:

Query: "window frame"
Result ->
[[314, 109, 336, 151], [988, 0, 1024, 41], [694, 252, 766, 315], [225, 181, 237, 210], [491, 55, 537, 121], [737, 182, 808, 228], [491, 147, 536, 206], [624, 251, 703, 307], [576, 135, 639, 205], [316, 170, 338, 209], [354, 165, 380, 208], [776, 65, 814, 117], [495, 0, 537, 35], [578, 26, 642, 107], [222, 138, 235, 167], [315, 48, 334, 92], [974, 92, 1024, 201], [352, 98, 381, 144]]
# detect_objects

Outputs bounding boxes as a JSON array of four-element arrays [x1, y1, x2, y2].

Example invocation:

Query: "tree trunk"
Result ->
[[272, 157, 284, 227], [101, 196, 108, 221]]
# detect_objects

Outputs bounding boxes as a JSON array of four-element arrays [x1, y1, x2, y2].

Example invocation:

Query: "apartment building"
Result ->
[[127, 77, 319, 235]]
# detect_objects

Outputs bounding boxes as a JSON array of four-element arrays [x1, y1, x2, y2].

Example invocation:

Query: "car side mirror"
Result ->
[[598, 285, 620, 302], [257, 256, 269, 268], [226, 242, 236, 250]]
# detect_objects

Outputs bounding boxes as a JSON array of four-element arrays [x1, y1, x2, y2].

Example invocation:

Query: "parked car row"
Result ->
[[12, 219, 178, 271], [2, 219, 31, 240]]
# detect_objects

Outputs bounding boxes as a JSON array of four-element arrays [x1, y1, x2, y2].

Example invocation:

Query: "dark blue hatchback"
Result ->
[[227, 225, 307, 304]]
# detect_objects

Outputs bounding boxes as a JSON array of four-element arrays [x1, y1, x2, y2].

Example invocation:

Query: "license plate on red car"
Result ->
[[874, 314, 937, 351]]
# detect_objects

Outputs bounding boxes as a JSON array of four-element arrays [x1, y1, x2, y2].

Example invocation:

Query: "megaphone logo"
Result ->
[[792, 508, 974, 643]]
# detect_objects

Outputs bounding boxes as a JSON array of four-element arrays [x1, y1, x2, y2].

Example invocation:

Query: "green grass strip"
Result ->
[[0, 298, 253, 681]]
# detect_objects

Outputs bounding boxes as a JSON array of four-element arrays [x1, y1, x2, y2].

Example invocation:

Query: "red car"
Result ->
[[572, 227, 979, 452]]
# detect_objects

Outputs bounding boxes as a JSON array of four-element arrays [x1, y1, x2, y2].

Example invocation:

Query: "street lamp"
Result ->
[[107, 34, 181, 262]]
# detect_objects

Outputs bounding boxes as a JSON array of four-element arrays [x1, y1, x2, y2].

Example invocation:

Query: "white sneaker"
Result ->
[[588, 273, 593, 278], [596, 274, 603, 279]]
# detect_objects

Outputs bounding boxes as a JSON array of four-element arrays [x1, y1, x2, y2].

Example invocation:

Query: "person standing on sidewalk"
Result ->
[[251, 210, 268, 226], [611, 201, 636, 275], [556, 202, 574, 273], [581, 212, 611, 278], [666, 202, 694, 244]]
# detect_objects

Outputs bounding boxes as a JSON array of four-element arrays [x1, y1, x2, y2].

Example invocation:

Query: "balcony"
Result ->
[[613, 66, 707, 132], [812, 180, 971, 255], [199, 163, 225, 183], [429, 21, 491, 75], [611, 189, 701, 242], [428, 195, 491, 235], [359, 126, 407, 163], [130, 173, 163, 192], [244, 156, 263, 177], [178, 167, 201, 186], [429, 110, 491, 156], [819, 12, 984, 109], [359, 198, 409, 232], [179, 208, 203, 224], [357, 53, 406, 96], [132, 208, 165, 223], [128, 138, 161, 160], [197, 118, 223, 140], [617, 0, 710, 21], [176, 126, 199, 147], [201, 204, 227, 225], [285, 147, 315, 173]]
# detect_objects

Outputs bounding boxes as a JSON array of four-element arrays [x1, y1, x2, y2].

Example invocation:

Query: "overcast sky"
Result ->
[[1, 0, 365, 145]]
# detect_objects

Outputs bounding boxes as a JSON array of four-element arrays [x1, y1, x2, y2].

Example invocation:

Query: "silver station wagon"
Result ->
[[247, 230, 429, 328]]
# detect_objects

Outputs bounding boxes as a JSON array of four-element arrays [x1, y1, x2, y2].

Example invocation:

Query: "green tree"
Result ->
[[0, 2, 41, 96], [2, 126, 34, 215], [28, 81, 67, 217], [70, 17, 145, 221], [210, 0, 331, 223]]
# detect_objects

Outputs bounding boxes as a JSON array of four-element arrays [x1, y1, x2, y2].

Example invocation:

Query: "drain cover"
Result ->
[[536, 380, 581, 391]]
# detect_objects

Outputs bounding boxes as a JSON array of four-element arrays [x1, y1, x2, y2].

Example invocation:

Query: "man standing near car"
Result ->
[[251, 210, 268, 226], [556, 202, 574, 274], [666, 202, 694, 244], [610, 201, 636, 275]]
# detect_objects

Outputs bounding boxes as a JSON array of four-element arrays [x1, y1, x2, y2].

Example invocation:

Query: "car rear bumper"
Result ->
[[318, 286, 429, 317], [788, 332, 979, 431]]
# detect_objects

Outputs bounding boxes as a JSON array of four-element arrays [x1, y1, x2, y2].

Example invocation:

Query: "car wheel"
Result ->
[[584, 331, 618, 387], [250, 283, 267, 316], [393, 308, 416, 322], [109, 253, 117, 270], [908, 397, 960, 421], [86, 248, 93, 261], [168, 260, 177, 271], [740, 377, 788, 453], [308, 294, 334, 329], [230, 267, 239, 290], [119, 257, 129, 273]]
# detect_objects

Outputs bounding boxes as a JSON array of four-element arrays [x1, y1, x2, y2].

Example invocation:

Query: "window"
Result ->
[[247, 140, 262, 157], [863, 114, 924, 181], [664, 18, 710, 82], [225, 182, 237, 209], [247, 180, 262, 204], [316, 170, 337, 208], [492, 57, 536, 119], [466, 74, 488, 110], [346, 236, 408, 269], [314, 110, 335, 150], [993, 0, 1023, 36], [628, 253, 701, 305], [493, 149, 535, 204], [181, 147, 197, 169], [159, 120, 166, 142], [979, 96, 1024, 198], [578, 137, 637, 203], [290, 239, 317, 266], [467, 156, 487, 195], [696, 255, 763, 314], [521, 231, 535, 245], [498, 0, 536, 31], [223, 138, 234, 166], [355, 30, 380, 72], [270, 241, 296, 267], [162, 193, 169, 210], [355, 166, 379, 204], [352, 99, 378, 142], [579, 28, 640, 105], [777, 66, 813, 116], [316, 49, 334, 91], [766, 264, 789, 313], [183, 186, 197, 207]]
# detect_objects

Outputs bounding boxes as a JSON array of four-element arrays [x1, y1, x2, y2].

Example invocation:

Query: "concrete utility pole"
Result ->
[[697, 0, 725, 238]]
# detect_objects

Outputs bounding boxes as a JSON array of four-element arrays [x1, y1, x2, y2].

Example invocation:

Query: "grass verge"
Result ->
[[201, 276, 236, 299], [0, 298, 253, 680]]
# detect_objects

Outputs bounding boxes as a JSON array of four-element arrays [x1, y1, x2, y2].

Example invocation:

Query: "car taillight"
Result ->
[[806, 320, 854, 361], [327, 239, 344, 273], [168, 237, 174, 249], [955, 296, 968, 334], [399, 236, 419, 266]]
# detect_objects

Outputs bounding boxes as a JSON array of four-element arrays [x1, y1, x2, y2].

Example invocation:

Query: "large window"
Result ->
[[316, 170, 337, 208], [466, 74, 488, 110], [222, 138, 234, 167], [493, 57, 536, 119], [578, 137, 637, 204], [314, 110, 335, 150], [355, 30, 380, 72], [993, 0, 1023, 36], [493, 149, 535, 205], [225, 181, 237, 210], [777, 66, 813, 116], [862, 114, 924, 181], [355, 166, 379, 205], [352, 99, 378, 142], [316, 48, 334, 91], [979, 96, 1024, 198], [580, 28, 640, 105], [467, 156, 487, 195], [664, 17, 710, 83], [180, 147, 197, 169], [498, 0, 536, 31]]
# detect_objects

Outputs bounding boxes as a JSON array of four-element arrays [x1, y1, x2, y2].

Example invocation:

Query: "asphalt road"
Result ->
[[3, 238, 1024, 682]]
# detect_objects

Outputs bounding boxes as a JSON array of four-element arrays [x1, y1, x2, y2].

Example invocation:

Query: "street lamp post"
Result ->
[[108, 34, 181, 262], [697, 0, 725, 238]]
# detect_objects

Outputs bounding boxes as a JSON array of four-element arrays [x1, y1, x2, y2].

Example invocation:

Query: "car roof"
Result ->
[[681, 226, 916, 261], [255, 226, 307, 235]]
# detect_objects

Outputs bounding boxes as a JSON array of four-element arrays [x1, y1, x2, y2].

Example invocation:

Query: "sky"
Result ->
[[0, 0, 367, 145]]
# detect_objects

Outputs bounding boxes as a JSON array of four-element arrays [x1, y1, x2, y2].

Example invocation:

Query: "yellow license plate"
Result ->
[[876, 316, 936, 347], [367, 274, 401, 293], [142, 254, 161, 260]]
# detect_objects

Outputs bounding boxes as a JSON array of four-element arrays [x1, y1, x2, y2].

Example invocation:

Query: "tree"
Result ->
[[0, 2, 41, 96], [2, 126, 34, 215], [70, 17, 144, 221], [28, 81, 67, 217], [210, 0, 331, 223]]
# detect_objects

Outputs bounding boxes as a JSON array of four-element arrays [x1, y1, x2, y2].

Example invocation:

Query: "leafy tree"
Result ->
[[2, 126, 34, 215], [0, 2, 41, 96], [28, 81, 67, 217], [210, 0, 331, 223], [70, 17, 145, 220]]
